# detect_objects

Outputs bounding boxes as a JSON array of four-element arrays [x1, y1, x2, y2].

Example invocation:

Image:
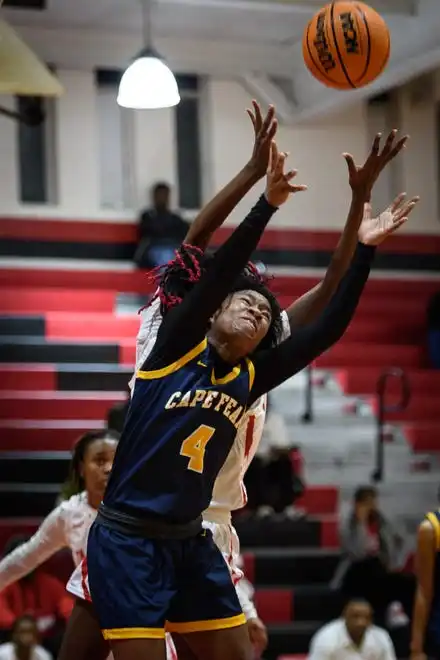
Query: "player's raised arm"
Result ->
[[185, 101, 277, 249], [285, 130, 413, 331], [248, 187, 416, 403], [143, 145, 307, 368]]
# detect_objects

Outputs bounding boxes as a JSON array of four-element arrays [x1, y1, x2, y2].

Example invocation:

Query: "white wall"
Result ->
[[0, 71, 439, 233]]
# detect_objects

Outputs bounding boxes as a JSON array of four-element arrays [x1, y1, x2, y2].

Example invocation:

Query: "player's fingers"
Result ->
[[252, 100, 263, 131], [246, 108, 257, 132], [261, 103, 275, 134], [370, 133, 382, 155], [389, 192, 407, 214], [385, 135, 409, 163], [274, 152, 287, 179], [285, 169, 298, 181], [387, 217, 407, 234], [266, 118, 278, 142], [342, 153, 357, 179], [394, 198, 419, 222], [380, 129, 398, 156], [288, 184, 308, 193], [267, 140, 276, 174]]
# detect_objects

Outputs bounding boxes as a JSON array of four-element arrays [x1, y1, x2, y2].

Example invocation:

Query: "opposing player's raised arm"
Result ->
[[0, 506, 66, 592], [250, 240, 375, 402], [144, 147, 306, 368], [185, 102, 277, 249], [411, 519, 437, 658], [285, 130, 411, 332]]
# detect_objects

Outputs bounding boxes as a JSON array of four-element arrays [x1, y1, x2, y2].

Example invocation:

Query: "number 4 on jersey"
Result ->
[[180, 425, 215, 473]]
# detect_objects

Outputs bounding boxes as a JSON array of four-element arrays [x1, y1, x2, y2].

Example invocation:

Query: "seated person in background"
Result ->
[[134, 182, 189, 268], [0, 615, 52, 660], [309, 599, 396, 660], [0, 537, 73, 656], [332, 486, 414, 629], [244, 396, 305, 518]]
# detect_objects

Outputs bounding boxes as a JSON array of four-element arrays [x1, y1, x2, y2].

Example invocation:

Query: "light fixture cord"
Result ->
[[142, 0, 153, 49]]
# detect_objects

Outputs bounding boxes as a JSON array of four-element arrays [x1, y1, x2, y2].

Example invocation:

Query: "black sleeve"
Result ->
[[142, 195, 278, 370], [249, 242, 375, 403]]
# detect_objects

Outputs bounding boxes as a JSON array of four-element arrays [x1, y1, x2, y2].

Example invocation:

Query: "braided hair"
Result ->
[[60, 429, 119, 500], [147, 244, 283, 351]]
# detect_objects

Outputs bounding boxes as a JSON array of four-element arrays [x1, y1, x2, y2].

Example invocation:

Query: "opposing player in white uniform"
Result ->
[[60, 102, 414, 660], [0, 429, 118, 648], [0, 430, 118, 590]]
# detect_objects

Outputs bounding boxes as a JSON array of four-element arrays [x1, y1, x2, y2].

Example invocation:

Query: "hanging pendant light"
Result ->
[[117, 0, 180, 110]]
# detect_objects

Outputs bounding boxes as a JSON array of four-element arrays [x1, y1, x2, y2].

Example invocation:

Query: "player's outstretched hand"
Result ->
[[265, 141, 307, 207], [358, 192, 420, 246], [247, 100, 278, 178], [343, 129, 409, 199]]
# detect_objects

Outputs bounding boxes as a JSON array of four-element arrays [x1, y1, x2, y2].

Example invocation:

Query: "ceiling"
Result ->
[[2, 0, 439, 123]]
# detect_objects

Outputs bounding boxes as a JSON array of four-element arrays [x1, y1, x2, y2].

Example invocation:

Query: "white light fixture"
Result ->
[[117, 0, 180, 110]]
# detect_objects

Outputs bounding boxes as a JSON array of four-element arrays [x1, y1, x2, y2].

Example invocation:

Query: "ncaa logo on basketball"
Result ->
[[340, 11, 359, 54], [313, 12, 336, 72]]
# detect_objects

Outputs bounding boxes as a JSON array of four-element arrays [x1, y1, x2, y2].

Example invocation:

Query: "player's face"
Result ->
[[345, 602, 372, 644], [81, 438, 118, 498], [211, 289, 272, 357]]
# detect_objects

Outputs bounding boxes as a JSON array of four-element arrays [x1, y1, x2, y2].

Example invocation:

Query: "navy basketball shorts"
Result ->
[[87, 521, 245, 641]]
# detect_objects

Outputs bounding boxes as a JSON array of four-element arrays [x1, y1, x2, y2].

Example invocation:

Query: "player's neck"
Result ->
[[208, 335, 242, 365]]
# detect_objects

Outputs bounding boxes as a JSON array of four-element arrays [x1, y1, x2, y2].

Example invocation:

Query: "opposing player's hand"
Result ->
[[343, 129, 409, 199], [358, 192, 419, 246], [247, 617, 268, 656], [247, 101, 278, 178], [265, 141, 307, 207]]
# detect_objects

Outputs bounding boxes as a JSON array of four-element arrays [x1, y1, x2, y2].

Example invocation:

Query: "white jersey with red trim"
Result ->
[[0, 492, 95, 593]]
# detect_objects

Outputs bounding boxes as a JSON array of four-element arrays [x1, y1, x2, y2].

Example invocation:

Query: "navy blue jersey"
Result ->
[[426, 510, 440, 645], [102, 197, 374, 528], [104, 339, 254, 523]]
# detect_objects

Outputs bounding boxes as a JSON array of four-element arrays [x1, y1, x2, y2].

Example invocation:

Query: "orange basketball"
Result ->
[[302, 1, 390, 90]]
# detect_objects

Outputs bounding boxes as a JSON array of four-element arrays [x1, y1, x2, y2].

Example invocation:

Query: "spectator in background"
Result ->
[[134, 182, 189, 269], [332, 486, 414, 629], [308, 599, 396, 660], [427, 291, 440, 369], [0, 537, 72, 655], [0, 615, 52, 660], [244, 396, 305, 518]]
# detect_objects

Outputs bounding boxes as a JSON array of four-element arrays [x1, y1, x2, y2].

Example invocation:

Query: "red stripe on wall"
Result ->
[[0, 218, 136, 243], [1, 216, 439, 254]]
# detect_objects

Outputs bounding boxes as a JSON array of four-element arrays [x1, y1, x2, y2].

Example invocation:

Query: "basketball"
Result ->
[[302, 1, 390, 90]]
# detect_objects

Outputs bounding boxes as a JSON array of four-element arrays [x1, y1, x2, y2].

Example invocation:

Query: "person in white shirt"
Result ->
[[0, 615, 52, 660], [309, 599, 396, 660]]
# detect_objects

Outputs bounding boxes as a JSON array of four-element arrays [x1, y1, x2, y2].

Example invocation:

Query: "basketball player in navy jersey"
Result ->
[[411, 492, 440, 659], [85, 127, 414, 660]]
